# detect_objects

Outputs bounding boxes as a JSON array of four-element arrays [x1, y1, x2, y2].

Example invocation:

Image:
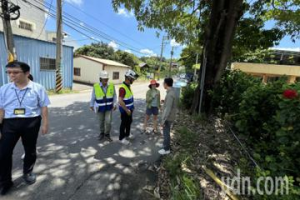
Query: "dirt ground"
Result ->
[[156, 111, 249, 200]]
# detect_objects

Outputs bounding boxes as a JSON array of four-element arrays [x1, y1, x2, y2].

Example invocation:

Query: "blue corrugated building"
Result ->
[[0, 32, 73, 90]]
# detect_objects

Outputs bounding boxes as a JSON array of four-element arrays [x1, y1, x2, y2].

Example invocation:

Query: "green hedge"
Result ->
[[180, 83, 197, 110], [210, 70, 300, 199]]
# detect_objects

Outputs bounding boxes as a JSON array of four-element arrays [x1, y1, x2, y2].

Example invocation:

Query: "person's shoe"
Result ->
[[98, 134, 105, 141], [106, 135, 113, 142], [127, 134, 135, 140], [158, 149, 170, 155], [23, 173, 36, 185], [1, 181, 13, 195], [120, 139, 130, 145]]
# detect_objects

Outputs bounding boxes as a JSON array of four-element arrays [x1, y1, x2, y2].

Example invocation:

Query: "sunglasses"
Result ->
[[6, 71, 24, 75]]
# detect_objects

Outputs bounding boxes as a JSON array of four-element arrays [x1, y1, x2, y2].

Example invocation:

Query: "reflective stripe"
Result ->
[[119, 84, 134, 113]]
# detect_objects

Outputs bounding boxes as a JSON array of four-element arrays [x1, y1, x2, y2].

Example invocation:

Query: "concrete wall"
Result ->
[[231, 62, 300, 84], [73, 57, 103, 84], [73, 57, 128, 85], [104, 65, 128, 84], [0, 0, 47, 40], [232, 63, 300, 76]]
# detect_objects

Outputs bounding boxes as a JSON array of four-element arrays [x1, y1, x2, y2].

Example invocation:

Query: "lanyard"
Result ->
[[101, 85, 108, 95], [14, 88, 28, 107]]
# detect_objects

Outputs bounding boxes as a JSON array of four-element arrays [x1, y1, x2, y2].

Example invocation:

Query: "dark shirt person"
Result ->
[[118, 70, 138, 145]]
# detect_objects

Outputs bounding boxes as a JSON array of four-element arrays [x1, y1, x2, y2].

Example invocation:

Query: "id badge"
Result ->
[[14, 108, 26, 115]]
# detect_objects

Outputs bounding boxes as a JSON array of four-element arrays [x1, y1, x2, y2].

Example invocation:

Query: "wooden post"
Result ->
[[55, 0, 63, 93]]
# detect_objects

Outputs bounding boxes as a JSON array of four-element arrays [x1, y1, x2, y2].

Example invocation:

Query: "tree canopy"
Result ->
[[112, 0, 299, 65], [111, 0, 299, 114], [74, 42, 140, 67]]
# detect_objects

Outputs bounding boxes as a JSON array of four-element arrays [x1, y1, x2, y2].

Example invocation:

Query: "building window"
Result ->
[[19, 20, 33, 31], [40, 58, 56, 70], [113, 72, 119, 80], [74, 68, 81, 76]]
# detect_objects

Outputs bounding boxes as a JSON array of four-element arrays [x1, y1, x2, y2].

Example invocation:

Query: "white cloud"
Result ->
[[124, 49, 132, 53], [140, 49, 157, 57], [65, 0, 83, 6], [170, 39, 181, 47], [117, 8, 134, 18], [109, 41, 119, 50], [269, 47, 300, 52]]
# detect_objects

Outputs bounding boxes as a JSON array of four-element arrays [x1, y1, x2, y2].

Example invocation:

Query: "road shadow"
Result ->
[[4, 99, 163, 200]]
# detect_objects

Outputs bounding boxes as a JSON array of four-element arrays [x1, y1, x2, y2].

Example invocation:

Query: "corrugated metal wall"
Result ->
[[0, 32, 73, 90]]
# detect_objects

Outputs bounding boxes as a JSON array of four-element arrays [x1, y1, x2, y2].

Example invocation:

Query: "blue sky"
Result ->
[[44, 0, 299, 59]]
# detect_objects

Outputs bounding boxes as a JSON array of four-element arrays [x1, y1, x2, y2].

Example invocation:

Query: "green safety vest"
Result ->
[[119, 83, 134, 113], [94, 83, 115, 112]]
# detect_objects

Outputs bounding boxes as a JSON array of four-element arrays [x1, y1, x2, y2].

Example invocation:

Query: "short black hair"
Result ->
[[6, 61, 30, 73], [164, 78, 173, 87], [28, 74, 34, 81]]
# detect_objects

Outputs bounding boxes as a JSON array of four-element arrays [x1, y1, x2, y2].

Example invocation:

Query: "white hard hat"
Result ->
[[99, 71, 109, 79], [125, 69, 139, 80]]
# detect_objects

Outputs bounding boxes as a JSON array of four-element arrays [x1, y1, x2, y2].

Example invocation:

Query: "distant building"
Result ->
[[170, 62, 179, 68], [139, 63, 150, 69], [139, 63, 150, 71], [73, 55, 130, 84], [0, 33, 74, 89], [0, 0, 74, 89], [0, 0, 47, 40], [46, 31, 79, 49], [231, 62, 300, 84], [267, 49, 300, 65]]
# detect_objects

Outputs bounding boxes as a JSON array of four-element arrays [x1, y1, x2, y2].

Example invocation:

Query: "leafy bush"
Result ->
[[181, 83, 197, 110], [210, 70, 261, 116], [210, 71, 300, 199]]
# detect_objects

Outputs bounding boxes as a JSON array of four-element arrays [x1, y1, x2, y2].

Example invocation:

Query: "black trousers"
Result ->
[[0, 116, 41, 185], [119, 113, 132, 140]]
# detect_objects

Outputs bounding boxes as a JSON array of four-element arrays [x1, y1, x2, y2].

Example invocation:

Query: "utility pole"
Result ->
[[1, 0, 19, 62], [157, 36, 168, 80], [169, 46, 174, 77], [55, 0, 63, 93]]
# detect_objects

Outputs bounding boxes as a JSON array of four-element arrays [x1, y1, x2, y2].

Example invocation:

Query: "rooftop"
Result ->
[[76, 55, 130, 68]]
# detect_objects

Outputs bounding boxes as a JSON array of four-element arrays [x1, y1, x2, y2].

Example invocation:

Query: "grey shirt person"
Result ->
[[161, 87, 177, 124]]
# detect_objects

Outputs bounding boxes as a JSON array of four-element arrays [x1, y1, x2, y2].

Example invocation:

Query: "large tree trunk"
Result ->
[[191, 0, 244, 114]]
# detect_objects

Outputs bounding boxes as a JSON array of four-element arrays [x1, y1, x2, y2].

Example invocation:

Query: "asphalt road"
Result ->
[[3, 81, 167, 200]]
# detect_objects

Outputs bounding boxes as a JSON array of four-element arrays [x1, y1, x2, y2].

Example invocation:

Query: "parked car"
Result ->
[[179, 73, 186, 79], [185, 73, 194, 82]]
